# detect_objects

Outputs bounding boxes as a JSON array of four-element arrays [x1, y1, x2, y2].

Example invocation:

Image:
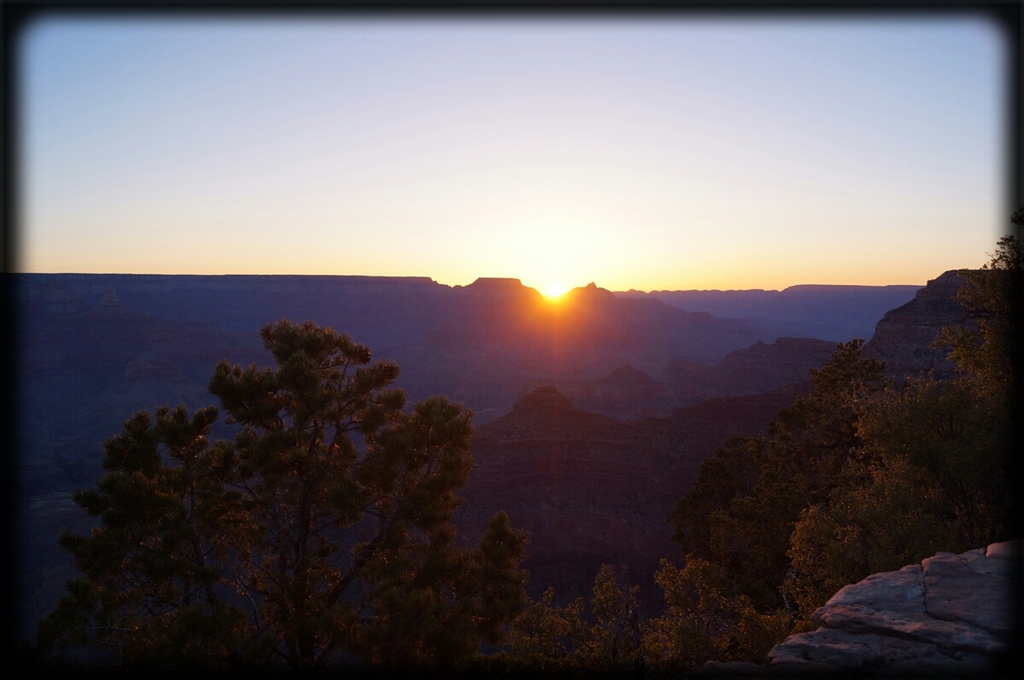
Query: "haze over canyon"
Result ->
[[15, 272, 955, 638]]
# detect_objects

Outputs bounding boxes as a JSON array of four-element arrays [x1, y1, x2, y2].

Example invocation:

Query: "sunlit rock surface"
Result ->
[[763, 540, 1018, 674]]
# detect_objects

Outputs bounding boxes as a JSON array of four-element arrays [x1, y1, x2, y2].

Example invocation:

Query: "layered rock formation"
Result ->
[[456, 385, 806, 609], [619, 283, 921, 343], [663, 337, 836, 403], [705, 540, 1018, 675], [863, 270, 965, 380], [396, 279, 764, 421], [13, 273, 953, 646], [519, 337, 835, 421]]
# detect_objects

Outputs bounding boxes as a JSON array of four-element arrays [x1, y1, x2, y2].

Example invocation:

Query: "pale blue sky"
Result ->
[[19, 16, 1006, 292]]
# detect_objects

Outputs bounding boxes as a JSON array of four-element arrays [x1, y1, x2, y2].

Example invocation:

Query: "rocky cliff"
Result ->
[[456, 385, 806, 609], [703, 540, 1019, 675], [862, 270, 965, 380], [665, 337, 836, 403]]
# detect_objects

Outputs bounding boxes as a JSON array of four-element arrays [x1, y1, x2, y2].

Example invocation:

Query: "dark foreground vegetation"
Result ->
[[29, 223, 1020, 675]]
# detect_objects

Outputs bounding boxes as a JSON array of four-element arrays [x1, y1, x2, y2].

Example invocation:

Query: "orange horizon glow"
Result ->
[[541, 283, 571, 301], [19, 20, 1003, 294]]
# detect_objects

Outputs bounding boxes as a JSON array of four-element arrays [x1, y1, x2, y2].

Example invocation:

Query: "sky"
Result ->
[[17, 15, 1008, 294]]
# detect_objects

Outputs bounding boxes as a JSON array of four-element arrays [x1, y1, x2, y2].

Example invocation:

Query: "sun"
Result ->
[[542, 282, 570, 301]]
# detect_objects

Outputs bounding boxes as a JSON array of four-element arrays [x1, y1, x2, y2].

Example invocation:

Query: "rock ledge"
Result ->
[[766, 540, 1017, 674], [700, 540, 1017, 675]]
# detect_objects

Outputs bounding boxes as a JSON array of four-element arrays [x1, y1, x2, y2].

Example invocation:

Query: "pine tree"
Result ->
[[38, 320, 528, 672], [35, 405, 248, 669]]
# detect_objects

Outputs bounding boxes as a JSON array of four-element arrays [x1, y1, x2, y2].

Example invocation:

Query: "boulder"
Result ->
[[765, 540, 1017, 674]]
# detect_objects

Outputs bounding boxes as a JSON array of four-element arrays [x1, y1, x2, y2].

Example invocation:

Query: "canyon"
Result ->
[[15, 271, 966, 642]]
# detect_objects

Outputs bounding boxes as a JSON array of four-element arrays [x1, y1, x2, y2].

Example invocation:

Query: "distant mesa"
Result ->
[[716, 337, 836, 371], [565, 282, 615, 303], [466, 277, 524, 287], [657, 336, 836, 406], [511, 386, 576, 417], [463, 277, 526, 292], [459, 278, 619, 306], [616, 283, 922, 343], [596, 365, 659, 389], [454, 277, 545, 307]]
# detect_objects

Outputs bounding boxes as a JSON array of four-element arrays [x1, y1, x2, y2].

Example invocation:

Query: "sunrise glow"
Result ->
[[16, 17, 1005, 288], [542, 283, 570, 301]]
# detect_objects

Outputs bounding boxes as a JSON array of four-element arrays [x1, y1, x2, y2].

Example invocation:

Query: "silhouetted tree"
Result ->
[[37, 320, 527, 672], [35, 406, 249, 669]]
